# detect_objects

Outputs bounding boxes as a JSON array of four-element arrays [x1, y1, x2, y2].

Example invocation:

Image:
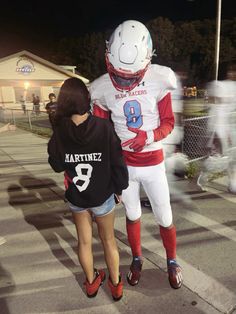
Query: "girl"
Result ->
[[48, 78, 128, 301]]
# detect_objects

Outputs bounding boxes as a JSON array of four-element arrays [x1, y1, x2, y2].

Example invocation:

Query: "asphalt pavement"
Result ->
[[0, 124, 235, 314]]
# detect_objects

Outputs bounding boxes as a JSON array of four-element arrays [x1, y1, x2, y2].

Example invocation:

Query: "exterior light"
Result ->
[[24, 82, 30, 90]]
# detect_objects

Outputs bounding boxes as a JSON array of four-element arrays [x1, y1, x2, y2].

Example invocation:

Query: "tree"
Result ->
[[49, 17, 236, 85], [146, 17, 177, 67], [76, 32, 107, 80]]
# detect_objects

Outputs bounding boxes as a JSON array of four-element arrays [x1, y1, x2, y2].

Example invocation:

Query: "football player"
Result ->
[[89, 20, 183, 289]]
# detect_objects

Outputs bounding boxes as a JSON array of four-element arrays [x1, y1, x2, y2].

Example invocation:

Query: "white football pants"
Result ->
[[122, 161, 173, 227]]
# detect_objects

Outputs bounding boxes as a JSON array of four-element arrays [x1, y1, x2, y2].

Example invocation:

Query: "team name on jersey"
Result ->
[[65, 153, 102, 163], [115, 89, 147, 100]]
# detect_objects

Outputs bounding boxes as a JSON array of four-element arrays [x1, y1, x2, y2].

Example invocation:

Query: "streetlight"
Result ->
[[186, 0, 222, 81], [214, 0, 222, 81]]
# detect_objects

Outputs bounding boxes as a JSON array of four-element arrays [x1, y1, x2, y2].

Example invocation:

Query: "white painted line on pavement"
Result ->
[[1, 224, 77, 258], [177, 208, 236, 242], [33, 304, 121, 314], [206, 186, 236, 204], [0, 285, 63, 299]]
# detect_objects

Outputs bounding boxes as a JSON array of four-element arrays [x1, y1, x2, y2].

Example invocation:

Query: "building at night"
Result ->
[[0, 50, 89, 106]]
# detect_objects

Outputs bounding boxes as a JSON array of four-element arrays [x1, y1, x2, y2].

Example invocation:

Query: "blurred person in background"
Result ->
[[20, 95, 26, 114], [197, 63, 236, 194], [32, 94, 40, 115], [45, 93, 57, 128]]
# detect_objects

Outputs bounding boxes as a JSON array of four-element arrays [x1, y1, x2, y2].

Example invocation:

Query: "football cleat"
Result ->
[[127, 257, 143, 286], [84, 269, 106, 298], [167, 259, 183, 289]]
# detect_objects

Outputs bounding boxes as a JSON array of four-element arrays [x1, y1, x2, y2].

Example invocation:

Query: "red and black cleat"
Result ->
[[167, 259, 183, 289], [127, 257, 143, 286], [108, 275, 123, 301], [84, 269, 106, 298]]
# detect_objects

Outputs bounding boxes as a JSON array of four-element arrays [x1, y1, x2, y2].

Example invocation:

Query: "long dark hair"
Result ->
[[55, 78, 91, 124]]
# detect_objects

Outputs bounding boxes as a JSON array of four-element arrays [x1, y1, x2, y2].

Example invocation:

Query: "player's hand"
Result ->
[[122, 127, 147, 152]]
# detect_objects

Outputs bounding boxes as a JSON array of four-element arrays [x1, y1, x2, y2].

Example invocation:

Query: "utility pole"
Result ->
[[214, 0, 222, 81]]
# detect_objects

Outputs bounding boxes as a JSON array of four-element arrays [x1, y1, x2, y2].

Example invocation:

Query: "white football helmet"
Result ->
[[106, 20, 154, 92]]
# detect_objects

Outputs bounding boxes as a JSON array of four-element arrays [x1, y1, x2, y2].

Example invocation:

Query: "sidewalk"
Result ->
[[0, 126, 235, 314]]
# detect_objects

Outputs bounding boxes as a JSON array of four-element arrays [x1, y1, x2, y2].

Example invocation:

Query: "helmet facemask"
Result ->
[[105, 54, 149, 92]]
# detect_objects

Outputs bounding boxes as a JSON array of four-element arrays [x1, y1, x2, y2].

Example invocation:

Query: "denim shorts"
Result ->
[[68, 194, 115, 217]]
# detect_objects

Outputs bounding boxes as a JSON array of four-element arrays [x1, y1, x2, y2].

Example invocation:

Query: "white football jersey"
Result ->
[[89, 64, 177, 152]]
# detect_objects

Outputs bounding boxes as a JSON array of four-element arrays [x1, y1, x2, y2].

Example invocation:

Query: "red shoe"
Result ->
[[108, 275, 123, 301], [127, 257, 143, 286], [167, 260, 183, 289], [84, 269, 106, 298]]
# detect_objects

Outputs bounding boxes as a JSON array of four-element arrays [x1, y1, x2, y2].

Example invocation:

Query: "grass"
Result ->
[[185, 158, 227, 181], [183, 98, 208, 117], [186, 161, 199, 179], [16, 121, 53, 138]]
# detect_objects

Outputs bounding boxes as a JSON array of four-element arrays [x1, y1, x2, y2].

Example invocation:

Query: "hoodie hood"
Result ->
[[57, 114, 93, 146]]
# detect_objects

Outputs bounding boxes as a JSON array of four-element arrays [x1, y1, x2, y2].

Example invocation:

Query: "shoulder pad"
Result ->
[[89, 74, 110, 97], [150, 64, 177, 90], [89, 74, 110, 109]]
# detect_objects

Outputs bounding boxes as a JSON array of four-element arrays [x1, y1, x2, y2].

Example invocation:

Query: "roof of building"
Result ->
[[0, 50, 89, 84]]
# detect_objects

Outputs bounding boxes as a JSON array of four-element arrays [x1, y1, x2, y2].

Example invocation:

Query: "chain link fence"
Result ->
[[183, 111, 236, 161], [0, 106, 52, 137], [1, 105, 235, 163], [182, 115, 210, 161]]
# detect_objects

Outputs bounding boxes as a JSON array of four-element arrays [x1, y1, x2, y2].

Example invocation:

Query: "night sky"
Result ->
[[0, 0, 235, 58]]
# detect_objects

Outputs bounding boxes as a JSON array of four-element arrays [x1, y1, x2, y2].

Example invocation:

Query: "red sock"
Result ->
[[126, 218, 142, 257], [160, 225, 177, 260]]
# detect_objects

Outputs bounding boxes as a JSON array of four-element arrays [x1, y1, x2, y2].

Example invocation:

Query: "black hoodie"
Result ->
[[48, 114, 128, 208]]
